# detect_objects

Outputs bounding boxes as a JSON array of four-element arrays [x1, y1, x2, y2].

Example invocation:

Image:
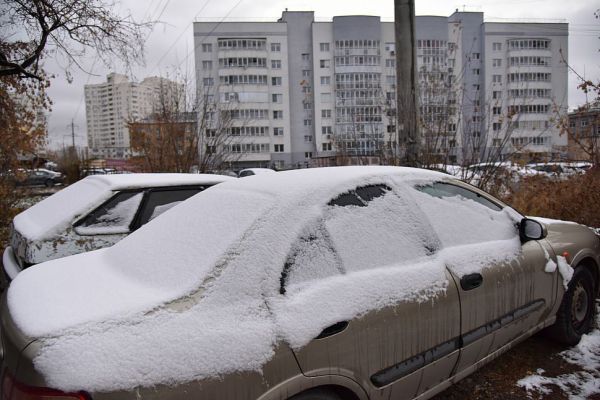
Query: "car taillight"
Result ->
[[2, 372, 90, 400]]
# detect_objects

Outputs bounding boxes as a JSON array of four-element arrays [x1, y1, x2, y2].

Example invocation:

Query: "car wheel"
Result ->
[[289, 388, 343, 400], [547, 267, 596, 346], [44, 179, 54, 187]]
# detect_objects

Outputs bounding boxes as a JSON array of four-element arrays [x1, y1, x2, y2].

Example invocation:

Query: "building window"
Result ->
[[271, 60, 281, 69], [301, 53, 310, 62], [320, 59, 330, 68], [203, 77, 214, 86], [492, 59, 502, 67], [303, 119, 312, 126], [322, 109, 332, 118], [305, 152, 313, 158], [303, 102, 312, 110], [322, 126, 332, 134], [202, 60, 212, 70], [320, 76, 331, 85], [473, 84, 480, 91], [492, 91, 502, 99], [492, 139, 502, 147], [492, 75, 502, 83], [493, 122, 502, 131], [274, 144, 284, 152], [322, 142, 332, 151], [472, 68, 480, 75], [385, 59, 395, 68], [304, 135, 313, 142], [273, 110, 283, 119], [493, 42, 502, 51], [320, 42, 330, 52], [202, 43, 212, 52], [272, 77, 282, 86], [271, 42, 281, 52], [493, 107, 502, 115], [302, 69, 311, 77], [273, 127, 284, 136], [472, 52, 480, 60], [272, 94, 282, 103]]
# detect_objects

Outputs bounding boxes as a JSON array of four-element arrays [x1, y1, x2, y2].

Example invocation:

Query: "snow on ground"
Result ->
[[517, 307, 600, 399]]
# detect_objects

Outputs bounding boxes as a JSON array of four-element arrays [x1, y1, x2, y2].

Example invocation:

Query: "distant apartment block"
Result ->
[[192, 10, 568, 168], [567, 103, 600, 163], [85, 73, 182, 159]]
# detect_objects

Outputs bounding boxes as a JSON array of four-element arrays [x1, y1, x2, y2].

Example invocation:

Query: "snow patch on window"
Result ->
[[75, 192, 143, 235]]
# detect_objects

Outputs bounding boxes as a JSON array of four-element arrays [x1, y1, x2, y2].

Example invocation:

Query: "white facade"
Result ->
[[193, 11, 569, 168], [84, 73, 181, 159], [482, 22, 568, 161]]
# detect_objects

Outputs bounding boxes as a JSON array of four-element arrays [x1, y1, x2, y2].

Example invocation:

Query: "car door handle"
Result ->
[[460, 273, 483, 291], [315, 321, 349, 339]]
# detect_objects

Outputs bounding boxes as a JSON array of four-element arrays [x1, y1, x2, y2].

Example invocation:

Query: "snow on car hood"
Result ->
[[7, 167, 522, 392]]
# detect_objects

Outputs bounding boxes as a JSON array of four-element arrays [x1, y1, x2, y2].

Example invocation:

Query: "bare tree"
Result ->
[[0, 0, 150, 81]]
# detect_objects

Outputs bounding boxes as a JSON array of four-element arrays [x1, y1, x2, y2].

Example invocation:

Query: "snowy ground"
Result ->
[[436, 306, 600, 400]]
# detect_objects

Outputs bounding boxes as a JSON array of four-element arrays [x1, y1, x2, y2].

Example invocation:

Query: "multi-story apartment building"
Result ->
[[85, 73, 182, 159], [567, 103, 600, 163], [194, 10, 568, 168]]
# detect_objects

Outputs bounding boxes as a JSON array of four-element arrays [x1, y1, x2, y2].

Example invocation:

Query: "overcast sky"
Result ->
[[43, 0, 599, 148]]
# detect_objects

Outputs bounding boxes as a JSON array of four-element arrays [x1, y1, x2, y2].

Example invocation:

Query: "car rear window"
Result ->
[[76, 191, 144, 235], [136, 187, 207, 227]]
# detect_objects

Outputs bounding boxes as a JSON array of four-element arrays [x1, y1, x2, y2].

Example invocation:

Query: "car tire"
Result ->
[[547, 267, 596, 346], [44, 179, 54, 187], [289, 388, 343, 400]]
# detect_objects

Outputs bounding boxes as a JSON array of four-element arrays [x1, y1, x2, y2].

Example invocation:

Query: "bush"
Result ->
[[502, 167, 600, 228]]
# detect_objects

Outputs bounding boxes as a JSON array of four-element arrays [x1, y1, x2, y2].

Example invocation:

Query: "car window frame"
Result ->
[[417, 180, 506, 212], [130, 185, 211, 230], [73, 185, 210, 235]]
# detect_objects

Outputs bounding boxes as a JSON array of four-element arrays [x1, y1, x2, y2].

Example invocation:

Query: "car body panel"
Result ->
[[293, 269, 461, 400]]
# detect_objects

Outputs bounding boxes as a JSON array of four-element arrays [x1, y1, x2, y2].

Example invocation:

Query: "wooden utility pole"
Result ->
[[395, 0, 420, 166]]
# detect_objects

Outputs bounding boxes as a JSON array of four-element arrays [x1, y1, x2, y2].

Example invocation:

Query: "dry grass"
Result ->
[[501, 167, 600, 228]]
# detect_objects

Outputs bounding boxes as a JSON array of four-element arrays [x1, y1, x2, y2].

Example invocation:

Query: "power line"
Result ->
[[175, 0, 246, 72], [151, 0, 212, 74]]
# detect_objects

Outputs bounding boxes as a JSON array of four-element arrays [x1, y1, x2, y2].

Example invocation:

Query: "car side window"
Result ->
[[136, 187, 206, 227], [280, 223, 344, 295], [76, 191, 144, 235], [411, 182, 515, 248], [417, 182, 501, 211], [325, 184, 439, 274]]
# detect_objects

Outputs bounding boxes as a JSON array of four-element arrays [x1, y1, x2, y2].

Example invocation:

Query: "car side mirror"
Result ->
[[519, 218, 546, 241]]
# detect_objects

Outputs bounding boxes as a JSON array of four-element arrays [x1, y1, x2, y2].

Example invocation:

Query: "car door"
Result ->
[[409, 181, 556, 373], [278, 184, 461, 400]]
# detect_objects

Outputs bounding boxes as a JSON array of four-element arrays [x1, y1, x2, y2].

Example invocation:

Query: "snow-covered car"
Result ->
[[238, 167, 277, 177], [1, 166, 599, 400], [2, 173, 234, 283]]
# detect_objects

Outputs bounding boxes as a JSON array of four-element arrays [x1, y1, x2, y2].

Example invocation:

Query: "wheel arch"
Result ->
[[256, 373, 368, 400], [574, 256, 600, 297]]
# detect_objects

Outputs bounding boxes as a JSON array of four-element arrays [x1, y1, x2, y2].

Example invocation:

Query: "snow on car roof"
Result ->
[[12, 173, 234, 241], [7, 166, 520, 391]]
